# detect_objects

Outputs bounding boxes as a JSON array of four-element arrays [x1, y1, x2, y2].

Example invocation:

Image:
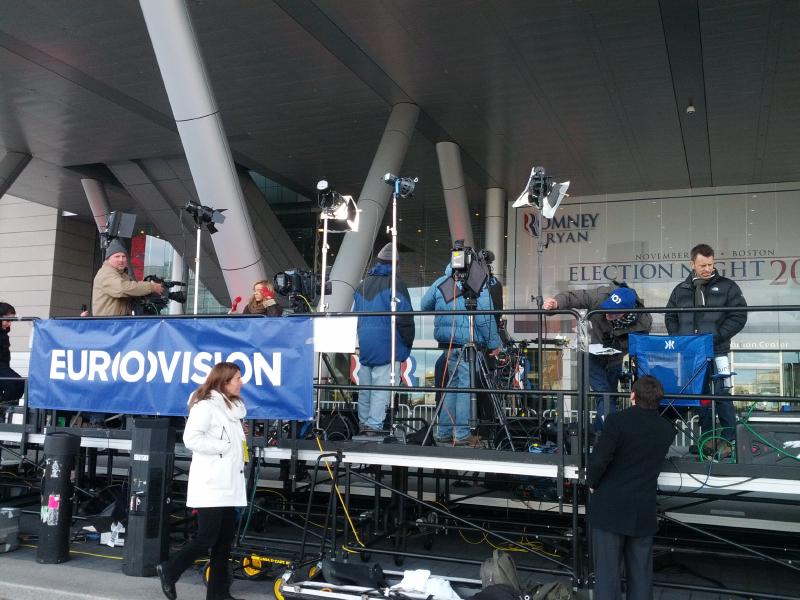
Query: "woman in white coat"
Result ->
[[157, 362, 248, 600]]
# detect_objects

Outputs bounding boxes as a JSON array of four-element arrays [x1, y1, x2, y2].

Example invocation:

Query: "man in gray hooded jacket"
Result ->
[[543, 283, 651, 432]]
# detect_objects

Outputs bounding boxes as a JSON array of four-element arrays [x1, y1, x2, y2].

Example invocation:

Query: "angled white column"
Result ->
[[0, 150, 31, 198], [436, 142, 474, 248], [325, 103, 419, 313], [485, 187, 506, 281], [80, 178, 111, 234], [139, 0, 266, 302]]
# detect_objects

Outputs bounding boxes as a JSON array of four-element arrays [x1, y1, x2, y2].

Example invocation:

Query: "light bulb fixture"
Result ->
[[316, 178, 360, 232]]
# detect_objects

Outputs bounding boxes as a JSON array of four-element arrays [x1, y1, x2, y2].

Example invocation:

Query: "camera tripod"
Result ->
[[421, 298, 515, 449]]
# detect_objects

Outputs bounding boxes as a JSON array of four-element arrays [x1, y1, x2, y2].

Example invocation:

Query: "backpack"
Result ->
[[480, 550, 521, 592], [525, 581, 573, 600]]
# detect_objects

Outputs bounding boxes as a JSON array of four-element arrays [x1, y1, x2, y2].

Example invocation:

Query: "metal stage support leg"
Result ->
[[87, 447, 98, 488]]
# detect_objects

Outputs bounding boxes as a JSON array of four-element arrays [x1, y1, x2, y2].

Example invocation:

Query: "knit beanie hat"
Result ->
[[104, 238, 129, 259], [377, 243, 394, 262]]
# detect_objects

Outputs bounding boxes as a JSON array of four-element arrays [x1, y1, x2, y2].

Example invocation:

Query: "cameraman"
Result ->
[[92, 239, 164, 316], [421, 252, 502, 447]]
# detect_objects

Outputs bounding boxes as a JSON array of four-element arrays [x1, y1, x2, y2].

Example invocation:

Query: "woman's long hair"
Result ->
[[246, 280, 276, 312], [189, 362, 241, 409]]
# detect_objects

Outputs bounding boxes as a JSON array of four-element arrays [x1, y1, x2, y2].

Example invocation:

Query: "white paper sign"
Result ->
[[313, 316, 358, 353]]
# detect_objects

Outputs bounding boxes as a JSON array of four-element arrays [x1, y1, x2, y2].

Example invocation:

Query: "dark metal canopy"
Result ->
[[1, 0, 798, 281]]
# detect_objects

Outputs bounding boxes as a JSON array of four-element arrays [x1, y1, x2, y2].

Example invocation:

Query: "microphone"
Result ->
[[229, 295, 242, 314]]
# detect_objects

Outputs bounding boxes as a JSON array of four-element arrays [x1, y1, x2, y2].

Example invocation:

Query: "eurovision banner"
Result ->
[[27, 317, 314, 419]]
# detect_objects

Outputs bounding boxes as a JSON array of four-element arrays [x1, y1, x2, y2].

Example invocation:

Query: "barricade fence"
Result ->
[[2, 306, 800, 454]]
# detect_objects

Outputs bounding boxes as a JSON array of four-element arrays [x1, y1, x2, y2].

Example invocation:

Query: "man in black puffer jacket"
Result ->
[[666, 243, 747, 453]]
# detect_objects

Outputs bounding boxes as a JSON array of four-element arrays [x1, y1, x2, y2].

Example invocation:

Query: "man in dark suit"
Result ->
[[587, 375, 675, 600]]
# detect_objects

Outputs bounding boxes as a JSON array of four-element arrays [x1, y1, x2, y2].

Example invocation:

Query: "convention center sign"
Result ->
[[507, 183, 800, 349], [27, 317, 314, 419]]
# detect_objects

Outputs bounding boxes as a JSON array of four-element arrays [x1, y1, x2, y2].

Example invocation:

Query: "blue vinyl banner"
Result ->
[[628, 333, 714, 407], [28, 317, 314, 419]]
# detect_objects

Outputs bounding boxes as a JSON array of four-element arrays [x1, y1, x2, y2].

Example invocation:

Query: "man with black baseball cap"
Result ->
[[543, 282, 651, 432], [91, 239, 164, 316]]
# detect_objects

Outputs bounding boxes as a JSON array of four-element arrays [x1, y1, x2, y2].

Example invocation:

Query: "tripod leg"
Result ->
[[476, 353, 515, 451]]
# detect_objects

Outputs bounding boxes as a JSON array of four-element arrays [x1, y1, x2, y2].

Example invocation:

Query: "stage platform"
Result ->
[[2, 429, 799, 495]]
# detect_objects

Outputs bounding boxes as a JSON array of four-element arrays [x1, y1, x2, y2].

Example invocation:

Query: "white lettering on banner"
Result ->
[[89, 351, 111, 381], [50, 349, 66, 380], [156, 350, 181, 383], [67, 349, 88, 379], [48, 350, 283, 386], [120, 351, 145, 382], [254, 352, 281, 386], [191, 352, 215, 384]]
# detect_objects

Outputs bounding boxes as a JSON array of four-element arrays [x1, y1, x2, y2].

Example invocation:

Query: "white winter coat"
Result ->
[[184, 390, 248, 508]]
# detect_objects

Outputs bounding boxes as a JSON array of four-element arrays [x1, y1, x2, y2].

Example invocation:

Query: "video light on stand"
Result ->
[[511, 165, 570, 425], [512, 166, 569, 219]]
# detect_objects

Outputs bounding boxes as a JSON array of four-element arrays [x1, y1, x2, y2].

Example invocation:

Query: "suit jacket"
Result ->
[[587, 405, 674, 537]]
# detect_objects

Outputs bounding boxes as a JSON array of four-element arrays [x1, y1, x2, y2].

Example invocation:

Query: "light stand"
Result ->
[[382, 173, 417, 436], [313, 180, 360, 428], [512, 167, 569, 419], [183, 200, 225, 315], [314, 210, 332, 428]]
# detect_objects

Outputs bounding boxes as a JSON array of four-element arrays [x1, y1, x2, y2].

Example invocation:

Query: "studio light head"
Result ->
[[184, 200, 226, 233], [316, 178, 340, 210], [316, 178, 360, 232], [512, 166, 570, 219], [100, 210, 136, 249], [383, 173, 418, 198]]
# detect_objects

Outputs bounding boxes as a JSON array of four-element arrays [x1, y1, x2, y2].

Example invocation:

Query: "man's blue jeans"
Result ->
[[436, 350, 471, 442], [357, 362, 398, 430], [588, 354, 622, 432]]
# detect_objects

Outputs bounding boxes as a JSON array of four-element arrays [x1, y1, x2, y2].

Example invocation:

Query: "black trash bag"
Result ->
[[321, 559, 386, 588]]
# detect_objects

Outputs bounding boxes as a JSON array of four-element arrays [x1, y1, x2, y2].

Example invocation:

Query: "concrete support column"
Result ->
[[139, 0, 266, 302], [436, 142, 474, 248], [485, 187, 506, 281], [169, 250, 186, 315], [80, 179, 111, 234], [325, 103, 419, 313], [0, 151, 31, 198]]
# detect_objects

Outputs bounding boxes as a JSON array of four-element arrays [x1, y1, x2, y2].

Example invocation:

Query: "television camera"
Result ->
[[131, 275, 187, 315], [273, 269, 331, 313], [449, 239, 492, 301]]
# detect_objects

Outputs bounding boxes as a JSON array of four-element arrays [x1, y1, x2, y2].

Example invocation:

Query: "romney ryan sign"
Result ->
[[28, 317, 314, 419]]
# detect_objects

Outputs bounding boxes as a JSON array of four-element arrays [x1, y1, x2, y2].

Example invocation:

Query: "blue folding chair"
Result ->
[[628, 333, 714, 408]]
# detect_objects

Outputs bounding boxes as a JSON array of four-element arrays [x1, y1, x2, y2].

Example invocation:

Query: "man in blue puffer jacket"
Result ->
[[353, 243, 415, 433], [421, 263, 502, 446]]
